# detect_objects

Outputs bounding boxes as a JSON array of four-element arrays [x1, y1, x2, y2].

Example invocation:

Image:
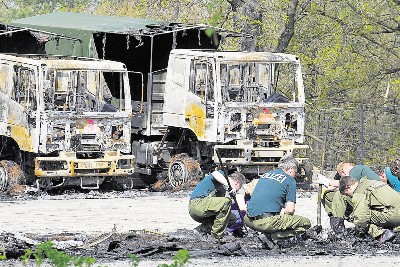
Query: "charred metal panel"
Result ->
[[35, 151, 134, 178]]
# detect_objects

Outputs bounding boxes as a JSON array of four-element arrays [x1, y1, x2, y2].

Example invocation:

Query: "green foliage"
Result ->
[[21, 241, 96, 267], [0, 243, 6, 261], [20, 248, 32, 265], [2, 0, 400, 176], [157, 249, 190, 267], [15, 242, 190, 267], [127, 253, 140, 267], [207, 0, 222, 26], [0, 0, 94, 23]]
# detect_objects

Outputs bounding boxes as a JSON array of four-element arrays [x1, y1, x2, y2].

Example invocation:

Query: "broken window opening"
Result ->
[[272, 63, 297, 102], [44, 69, 125, 113], [190, 60, 214, 102], [12, 66, 37, 110], [220, 61, 297, 103]]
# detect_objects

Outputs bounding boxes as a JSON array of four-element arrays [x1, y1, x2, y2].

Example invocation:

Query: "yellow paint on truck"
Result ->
[[10, 125, 33, 152], [185, 103, 206, 138]]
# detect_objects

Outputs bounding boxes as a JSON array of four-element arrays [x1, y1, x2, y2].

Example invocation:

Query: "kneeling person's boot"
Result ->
[[258, 233, 275, 250], [302, 225, 322, 240], [330, 217, 345, 235], [276, 235, 304, 249], [377, 229, 396, 244]]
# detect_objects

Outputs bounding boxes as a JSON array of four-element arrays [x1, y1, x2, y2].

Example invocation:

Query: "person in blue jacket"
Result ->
[[381, 159, 400, 192], [189, 170, 246, 243]]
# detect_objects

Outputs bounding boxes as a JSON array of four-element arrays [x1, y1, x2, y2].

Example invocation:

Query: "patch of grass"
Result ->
[[157, 249, 190, 267], [20, 241, 95, 267], [127, 253, 140, 267], [0, 243, 6, 261]]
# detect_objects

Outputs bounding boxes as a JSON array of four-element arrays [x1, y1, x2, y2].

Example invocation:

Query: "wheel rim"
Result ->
[[168, 160, 188, 187], [0, 167, 8, 191]]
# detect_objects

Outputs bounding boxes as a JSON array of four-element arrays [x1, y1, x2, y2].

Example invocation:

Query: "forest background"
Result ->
[[1, 0, 400, 172]]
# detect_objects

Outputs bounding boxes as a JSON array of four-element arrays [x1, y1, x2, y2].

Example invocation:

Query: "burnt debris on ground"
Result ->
[[1, 226, 400, 262], [1, 189, 400, 263], [0, 222, 400, 260]]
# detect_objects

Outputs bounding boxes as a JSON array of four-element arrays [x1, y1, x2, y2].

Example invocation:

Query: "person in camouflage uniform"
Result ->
[[339, 176, 400, 243], [189, 170, 246, 242], [317, 162, 381, 234]]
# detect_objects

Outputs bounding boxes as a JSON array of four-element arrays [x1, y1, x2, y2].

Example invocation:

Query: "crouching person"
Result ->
[[339, 176, 400, 243], [244, 155, 313, 249], [189, 170, 246, 243]]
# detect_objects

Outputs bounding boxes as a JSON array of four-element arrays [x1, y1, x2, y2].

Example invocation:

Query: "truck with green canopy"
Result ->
[[1, 12, 309, 188]]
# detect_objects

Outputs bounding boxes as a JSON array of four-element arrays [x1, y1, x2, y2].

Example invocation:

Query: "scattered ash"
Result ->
[[0, 185, 190, 202], [0, 183, 314, 202], [1, 227, 400, 263]]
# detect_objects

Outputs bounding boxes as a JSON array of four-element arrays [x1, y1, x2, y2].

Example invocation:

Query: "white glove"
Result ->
[[316, 174, 330, 188]]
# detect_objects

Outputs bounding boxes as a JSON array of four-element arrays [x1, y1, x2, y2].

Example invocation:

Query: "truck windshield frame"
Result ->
[[43, 69, 126, 113], [220, 61, 299, 104]]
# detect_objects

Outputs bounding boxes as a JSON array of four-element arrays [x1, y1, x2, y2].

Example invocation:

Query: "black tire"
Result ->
[[168, 153, 203, 187], [0, 164, 8, 191], [0, 160, 26, 193]]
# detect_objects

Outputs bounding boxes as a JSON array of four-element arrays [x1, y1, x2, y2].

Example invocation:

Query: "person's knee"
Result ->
[[219, 198, 233, 210], [227, 213, 237, 226]]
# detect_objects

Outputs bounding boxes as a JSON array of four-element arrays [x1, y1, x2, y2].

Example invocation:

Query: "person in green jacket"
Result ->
[[339, 176, 400, 243]]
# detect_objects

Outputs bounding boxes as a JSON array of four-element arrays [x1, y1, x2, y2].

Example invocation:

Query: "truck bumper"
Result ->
[[34, 151, 135, 177], [213, 140, 308, 174]]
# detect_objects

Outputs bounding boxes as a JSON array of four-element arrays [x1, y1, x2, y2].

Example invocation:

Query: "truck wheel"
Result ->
[[168, 154, 203, 188], [0, 160, 26, 194], [0, 165, 8, 191]]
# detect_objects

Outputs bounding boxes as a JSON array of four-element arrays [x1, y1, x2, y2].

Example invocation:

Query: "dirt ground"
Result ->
[[0, 188, 399, 267]]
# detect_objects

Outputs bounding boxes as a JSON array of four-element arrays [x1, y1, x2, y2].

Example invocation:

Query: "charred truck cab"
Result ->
[[0, 54, 134, 190], [161, 50, 308, 182]]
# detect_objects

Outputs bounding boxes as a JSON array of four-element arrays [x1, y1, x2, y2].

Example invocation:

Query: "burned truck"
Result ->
[[0, 54, 134, 191], [6, 12, 308, 187], [135, 49, 308, 186]]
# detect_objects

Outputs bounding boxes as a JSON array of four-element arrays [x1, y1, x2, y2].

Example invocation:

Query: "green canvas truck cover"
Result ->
[[9, 11, 220, 59]]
